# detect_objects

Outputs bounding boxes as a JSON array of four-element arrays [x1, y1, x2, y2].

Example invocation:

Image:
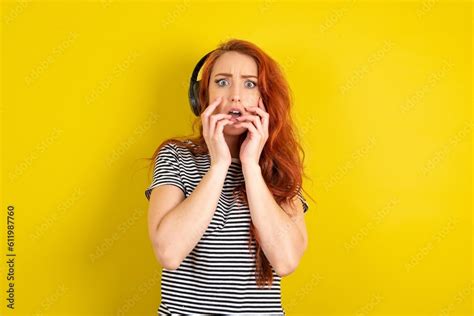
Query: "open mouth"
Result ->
[[228, 110, 242, 118]]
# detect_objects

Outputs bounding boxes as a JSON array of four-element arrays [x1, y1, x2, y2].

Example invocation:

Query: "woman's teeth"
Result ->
[[227, 111, 242, 124]]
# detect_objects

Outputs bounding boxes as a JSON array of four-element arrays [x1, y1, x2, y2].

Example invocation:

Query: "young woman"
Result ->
[[145, 39, 312, 315]]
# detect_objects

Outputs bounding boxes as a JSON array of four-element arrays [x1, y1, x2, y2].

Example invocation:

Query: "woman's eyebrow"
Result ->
[[214, 73, 258, 79]]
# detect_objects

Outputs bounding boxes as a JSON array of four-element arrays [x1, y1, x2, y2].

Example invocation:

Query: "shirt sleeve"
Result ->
[[145, 143, 186, 201], [296, 187, 309, 213]]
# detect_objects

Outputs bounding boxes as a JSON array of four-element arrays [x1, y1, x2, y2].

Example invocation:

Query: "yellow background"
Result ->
[[1, 0, 472, 315]]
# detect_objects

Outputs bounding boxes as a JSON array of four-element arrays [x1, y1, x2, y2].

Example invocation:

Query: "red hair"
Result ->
[[148, 38, 314, 288]]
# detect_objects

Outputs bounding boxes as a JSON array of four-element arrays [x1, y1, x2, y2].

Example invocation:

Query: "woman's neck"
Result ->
[[224, 133, 242, 159]]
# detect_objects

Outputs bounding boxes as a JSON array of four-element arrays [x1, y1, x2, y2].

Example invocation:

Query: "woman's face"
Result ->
[[208, 51, 261, 134]]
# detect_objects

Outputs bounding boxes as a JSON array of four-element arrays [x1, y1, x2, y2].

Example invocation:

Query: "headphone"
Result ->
[[188, 49, 217, 116]]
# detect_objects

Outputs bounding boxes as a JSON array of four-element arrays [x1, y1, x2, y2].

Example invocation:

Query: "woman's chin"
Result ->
[[224, 124, 247, 135]]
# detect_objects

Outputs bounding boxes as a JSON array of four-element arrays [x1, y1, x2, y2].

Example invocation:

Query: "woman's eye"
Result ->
[[215, 79, 228, 87], [214, 79, 257, 89], [245, 80, 257, 88]]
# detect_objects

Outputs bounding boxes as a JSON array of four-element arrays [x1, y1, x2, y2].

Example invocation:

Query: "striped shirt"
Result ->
[[145, 140, 309, 315]]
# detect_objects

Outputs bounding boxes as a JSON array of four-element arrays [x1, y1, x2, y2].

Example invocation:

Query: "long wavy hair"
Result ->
[[147, 38, 315, 288]]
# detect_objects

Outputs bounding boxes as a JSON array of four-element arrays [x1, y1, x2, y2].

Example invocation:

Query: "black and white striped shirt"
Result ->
[[145, 140, 309, 314]]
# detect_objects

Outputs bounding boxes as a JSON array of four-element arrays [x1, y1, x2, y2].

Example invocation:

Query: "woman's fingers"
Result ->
[[209, 113, 232, 137], [234, 115, 264, 137], [215, 117, 232, 136], [236, 115, 262, 130], [199, 96, 234, 166], [236, 114, 259, 121], [232, 121, 258, 135], [201, 96, 223, 135], [238, 109, 268, 137]]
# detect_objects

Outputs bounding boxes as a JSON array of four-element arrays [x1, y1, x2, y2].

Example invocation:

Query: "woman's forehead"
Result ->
[[212, 51, 258, 76]]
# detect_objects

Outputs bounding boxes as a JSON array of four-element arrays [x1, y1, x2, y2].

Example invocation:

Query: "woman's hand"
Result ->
[[201, 96, 233, 168], [232, 97, 269, 166]]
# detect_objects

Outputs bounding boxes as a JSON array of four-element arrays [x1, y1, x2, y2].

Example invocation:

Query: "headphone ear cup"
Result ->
[[189, 49, 216, 116], [191, 80, 201, 116]]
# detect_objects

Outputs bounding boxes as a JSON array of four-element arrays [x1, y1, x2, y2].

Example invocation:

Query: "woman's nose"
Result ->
[[231, 95, 241, 102], [230, 83, 241, 102]]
